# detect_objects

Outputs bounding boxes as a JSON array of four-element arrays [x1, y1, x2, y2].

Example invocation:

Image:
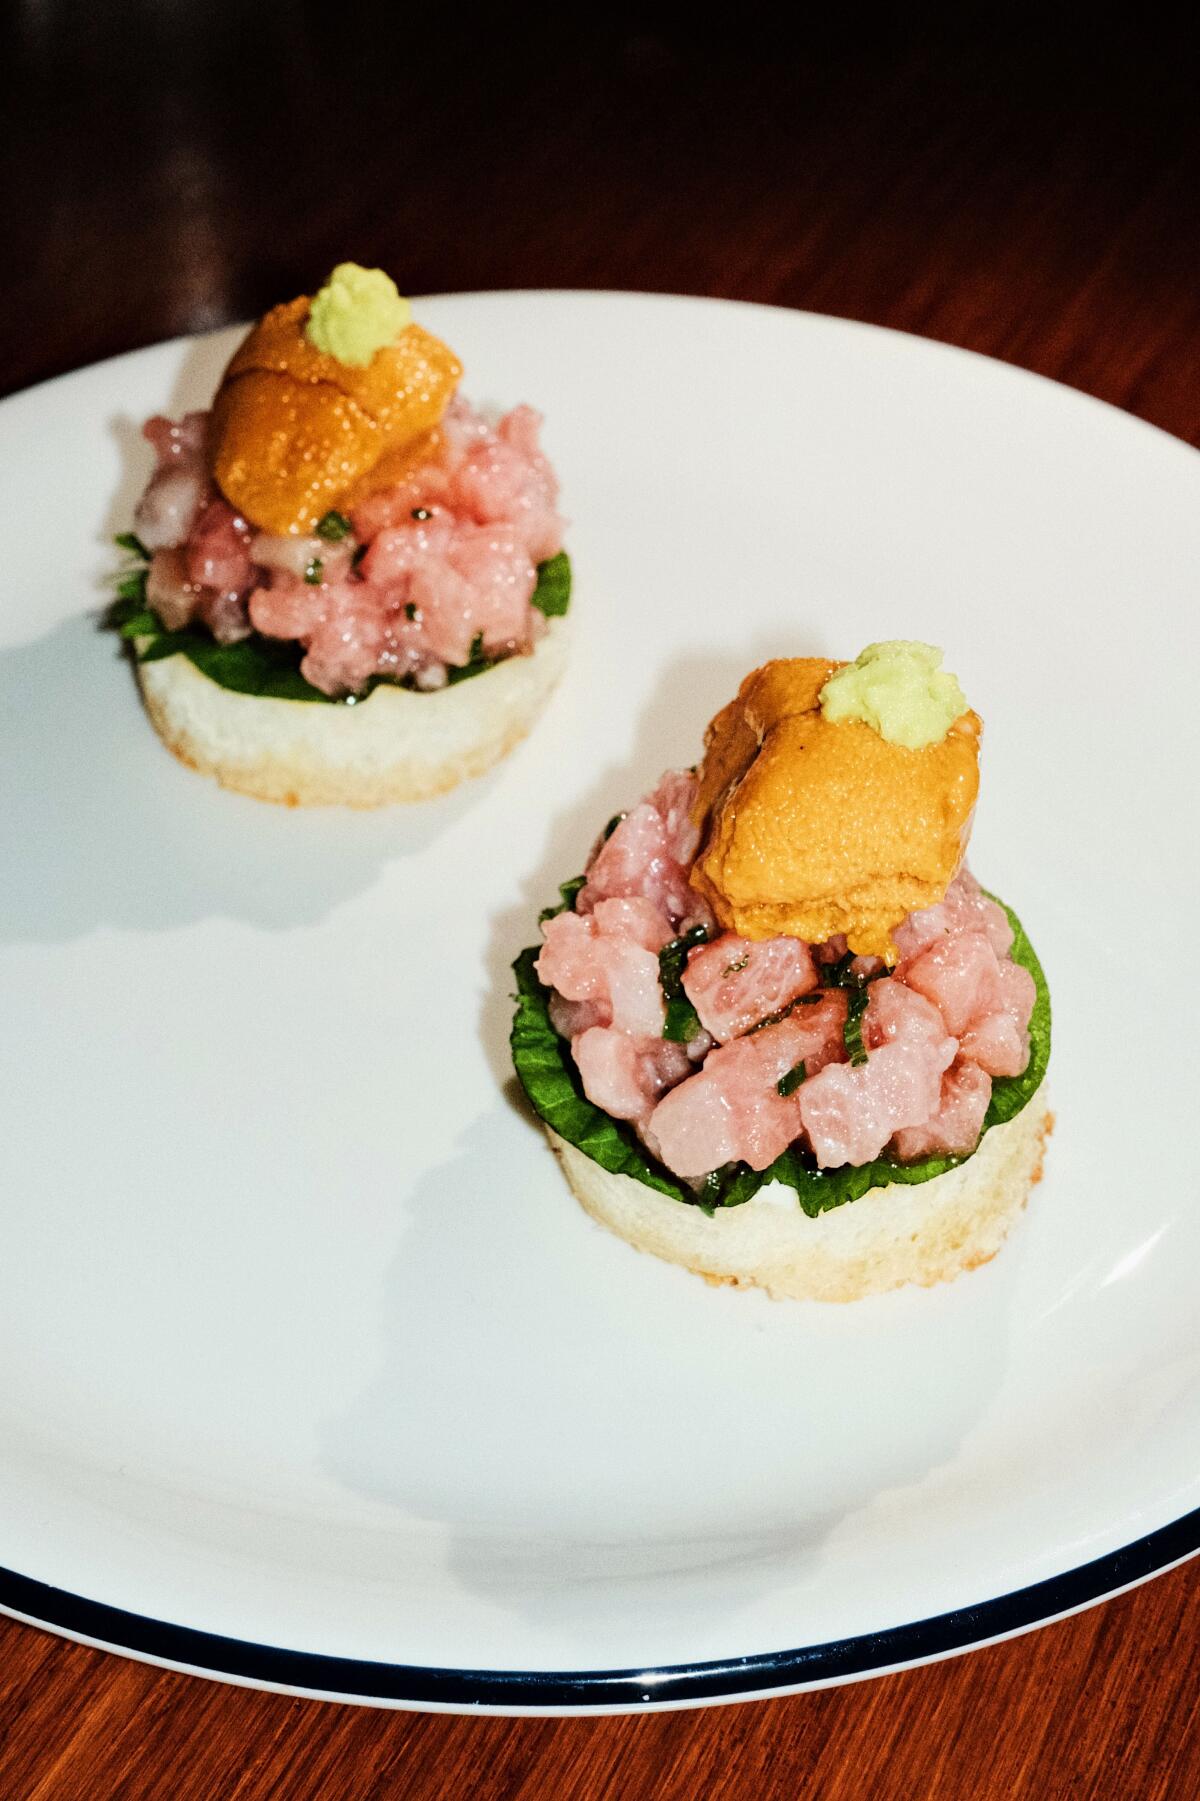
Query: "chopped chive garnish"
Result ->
[[659, 923, 713, 1043], [411, 506, 432, 521], [816, 951, 884, 1065], [748, 999, 802, 1034], [664, 994, 703, 1043], [405, 602, 418, 620], [315, 510, 351, 542], [777, 1059, 807, 1097], [304, 558, 323, 585], [844, 987, 871, 1066]]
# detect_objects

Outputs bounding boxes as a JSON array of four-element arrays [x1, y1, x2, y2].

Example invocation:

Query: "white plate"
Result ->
[[1, 293, 1198, 1714]]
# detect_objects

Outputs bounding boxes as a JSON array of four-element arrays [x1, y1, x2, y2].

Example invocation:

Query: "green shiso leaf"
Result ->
[[117, 609, 160, 640], [530, 550, 571, 618], [981, 893, 1052, 1130], [135, 626, 335, 701], [446, 632, 489, 685], [512, 946, 693, 1204], [107, 551, 571, 704], [510, 889, 1051, 1219], [106, 593, 146, 632], [754, 1138, 976, 1221], [114, 531, 151, 559], [114, 569, 149, 605], [539, 875, 586, 925], [695, 1164, 764, 1216]]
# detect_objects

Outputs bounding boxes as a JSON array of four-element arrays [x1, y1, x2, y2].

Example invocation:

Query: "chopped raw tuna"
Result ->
[[647, 996, 849, 1175], [797, 981, 956, 1167], [891, 1060, 993, 1160], [863, 977, 957, 1058], [351, 399, 563, 564], [548, 994, 608, 1041], [681, 932, 818, 1042], [576, 771, 710, 932], [135, 413, 211, 552], [893, 868, 1013, 968], [250, 531, 352, 584], [904, 928, 1007, 1037], [129, 396, 565, 697], [185, 499, 254, 597], [959, 959, 1036, 1077], [537, 768, 1038, 1181], [145, 548, 197, 632], [536, 898, 674, 1038], [251, 574, 393, 698], [573, 1029, 692, 1123]]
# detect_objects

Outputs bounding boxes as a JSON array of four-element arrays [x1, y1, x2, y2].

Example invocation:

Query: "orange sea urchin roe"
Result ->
[[209, 296, 462, 534], [689, 658, 981, 962]]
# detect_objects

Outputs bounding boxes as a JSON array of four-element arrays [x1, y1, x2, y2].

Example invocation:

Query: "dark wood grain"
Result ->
[[2, 1563, 1199, 1800], [2, 10, 1198, 1795]]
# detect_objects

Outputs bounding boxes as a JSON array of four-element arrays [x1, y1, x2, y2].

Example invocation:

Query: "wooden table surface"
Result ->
[[3, 12, 1198, 1797]]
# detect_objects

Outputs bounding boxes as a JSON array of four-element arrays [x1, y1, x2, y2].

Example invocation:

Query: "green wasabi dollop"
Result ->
[[305, 263, 412, 366], [819, 640, 968, 749]]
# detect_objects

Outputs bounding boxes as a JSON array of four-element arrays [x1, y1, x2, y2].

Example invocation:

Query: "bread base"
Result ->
[[135, 616, 570, 807], [548, 1094, 1052, 1302]]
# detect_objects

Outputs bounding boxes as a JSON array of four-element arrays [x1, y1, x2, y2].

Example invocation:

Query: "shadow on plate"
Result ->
[[0, 614, 495, 944], [318, 1105, 1022, 1642]]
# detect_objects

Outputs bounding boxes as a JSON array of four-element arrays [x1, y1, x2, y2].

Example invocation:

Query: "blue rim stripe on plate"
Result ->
[[1, 1508, 1197, 1706]]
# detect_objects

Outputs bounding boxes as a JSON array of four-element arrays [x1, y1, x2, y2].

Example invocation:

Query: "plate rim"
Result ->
[[5, 291, 1199, 1711], [2, 1510, 1197, 1711], [4, 287, 1199, 476]]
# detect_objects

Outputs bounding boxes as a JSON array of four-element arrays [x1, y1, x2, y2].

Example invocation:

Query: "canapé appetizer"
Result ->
[[112, 265, 570, 805], [512, 644, 1050, 1301]]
